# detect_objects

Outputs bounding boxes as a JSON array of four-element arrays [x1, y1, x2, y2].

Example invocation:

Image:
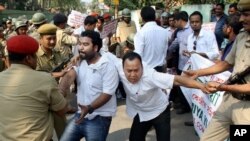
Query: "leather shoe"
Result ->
[[184, 121, 194, 126]]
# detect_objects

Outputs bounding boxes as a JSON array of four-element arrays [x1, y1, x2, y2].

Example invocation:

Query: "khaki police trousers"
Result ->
[[201, 94, 250, 141]]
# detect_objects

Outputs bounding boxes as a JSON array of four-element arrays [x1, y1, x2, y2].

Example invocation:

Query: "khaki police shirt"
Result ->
[[0, 64, 66, 141], [116, 21, 136, 42], [225, 31, 250, 82], [55, 28, 78, 58], [36, 46, 64, 72]]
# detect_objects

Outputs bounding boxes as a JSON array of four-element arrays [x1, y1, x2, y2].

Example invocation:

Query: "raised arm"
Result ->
[[59, 68, 77, 97]]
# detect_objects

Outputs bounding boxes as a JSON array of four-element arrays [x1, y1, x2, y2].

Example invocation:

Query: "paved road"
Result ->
[[54, 98, 199, 141], [107, 99, 199, 141]]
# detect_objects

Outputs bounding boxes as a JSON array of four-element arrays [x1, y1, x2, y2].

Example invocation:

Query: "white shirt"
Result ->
[[73, 25, 85, 35], [134, 22, 169, 68], [187, 28, 219, 60], [166, 27, 175, 41], [74, 54, 119, 119], [105, 52, 174, 122]]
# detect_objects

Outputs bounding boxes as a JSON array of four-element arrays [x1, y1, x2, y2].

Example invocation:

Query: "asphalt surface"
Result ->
[[54, 98, 199, 141]]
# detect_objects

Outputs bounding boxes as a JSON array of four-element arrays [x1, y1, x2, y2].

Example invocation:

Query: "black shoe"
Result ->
[[176, 108, 190, 114], [184, 121, 194, 126]]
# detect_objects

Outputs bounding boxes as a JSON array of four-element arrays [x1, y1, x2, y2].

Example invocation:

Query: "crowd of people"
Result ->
[[0, 0, 250, 140]]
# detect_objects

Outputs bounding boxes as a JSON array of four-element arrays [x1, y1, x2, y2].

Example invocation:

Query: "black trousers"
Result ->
[[129, 106, 171, 141]]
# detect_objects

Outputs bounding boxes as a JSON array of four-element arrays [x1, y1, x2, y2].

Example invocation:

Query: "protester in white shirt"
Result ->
[[184, 11, 219, 60], [134, 6, 168, 72], [59, 30, 119, 141], [105, 51, 208, 141]]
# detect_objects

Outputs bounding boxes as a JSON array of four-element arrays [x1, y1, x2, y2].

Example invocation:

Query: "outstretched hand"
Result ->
[[182, 70, 199, 80], [205, 81, 221, 94], [75, 104, 88, 124]]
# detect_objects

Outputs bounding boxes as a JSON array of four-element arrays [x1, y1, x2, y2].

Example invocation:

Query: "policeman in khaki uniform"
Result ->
[[53, 13, 78, 58], [184, 0, 250, 140], [3, 19, 14, 38], [29, 12, 47, 41], [115, 8, 137, 58], [7, 20, 28, 39], [37, 24, 74, 139], [116, 8, 137, 43], [0, 35, 67, 141], [36, 23, 66, 78]]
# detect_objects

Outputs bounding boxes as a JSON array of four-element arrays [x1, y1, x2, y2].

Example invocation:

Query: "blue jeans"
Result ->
[[61, 113, 112, 141]]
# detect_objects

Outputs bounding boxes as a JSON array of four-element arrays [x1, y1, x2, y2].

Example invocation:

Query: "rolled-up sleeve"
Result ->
[[102, 63, 119, 95]]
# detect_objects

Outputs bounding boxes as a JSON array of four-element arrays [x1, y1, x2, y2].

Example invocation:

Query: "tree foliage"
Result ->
[[103, 0, 239, 10]]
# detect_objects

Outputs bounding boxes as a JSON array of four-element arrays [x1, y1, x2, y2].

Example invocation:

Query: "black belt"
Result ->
[[232, 93, 250, 101]]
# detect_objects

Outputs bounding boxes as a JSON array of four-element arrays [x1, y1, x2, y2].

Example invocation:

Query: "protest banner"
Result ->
[[67, 10, 87, 28], [100, 19, 118, 39], [181, 54, 231, 137], [202, 22, 216, 32]]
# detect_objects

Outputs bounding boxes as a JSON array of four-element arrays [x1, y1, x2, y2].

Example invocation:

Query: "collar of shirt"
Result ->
[[86, 54, 109, 70], [143, 21, 157, 28], [9, 64, 33, 70], [183, 22, 190, 30], [192, 28, 206, 39], [37, 46, 57, 59]]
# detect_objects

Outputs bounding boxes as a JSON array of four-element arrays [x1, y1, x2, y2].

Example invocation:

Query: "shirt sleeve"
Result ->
[[204, 32, 219, 60], [134, 32, 145, 56], [49, 78, 67, 111], [102, 62, 119, 95], [149, 68, 175, 89], [61, 32, 78, 45]]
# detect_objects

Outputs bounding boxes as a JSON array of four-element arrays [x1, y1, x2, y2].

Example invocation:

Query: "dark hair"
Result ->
[[81, 30, 102, 52], [175, 11, 189, 22], [190, 11, 203, 22], [225, 13, 242, 35], [97, 16, 104, 24], [53, 13, 67, 26], [216, 3, 225, 10], [84, 16, 98, 26], [8, 52, 27, 62], [168, 14, 175, 20], [229, 3, 238, 10], [122, 52, 142, 67], [140, 6, 156, 22]]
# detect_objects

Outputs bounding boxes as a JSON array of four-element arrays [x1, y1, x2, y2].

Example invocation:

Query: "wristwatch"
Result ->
[[87, 105, 94, 114]]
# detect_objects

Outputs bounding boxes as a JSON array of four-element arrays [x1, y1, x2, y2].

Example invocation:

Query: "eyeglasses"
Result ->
[[193, 41, 197, 51]]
